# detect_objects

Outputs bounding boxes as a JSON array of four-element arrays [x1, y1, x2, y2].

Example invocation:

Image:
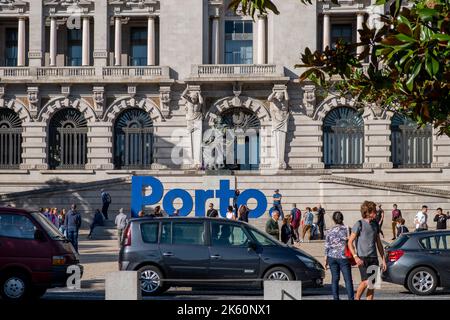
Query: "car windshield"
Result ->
[[247, 227, 279, 246], [31, 212, 65, 240]]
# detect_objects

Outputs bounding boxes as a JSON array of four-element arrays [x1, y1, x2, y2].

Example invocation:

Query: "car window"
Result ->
[[172, 223, 205, 246], [141, 223, 159, 244], [247, 228, 277, 246], [31, 212, 63, 239], [0, 213, 36, 239], [211, 222, 249, 247], [420, 235, 449, 250], [160, 222, 171, 244]]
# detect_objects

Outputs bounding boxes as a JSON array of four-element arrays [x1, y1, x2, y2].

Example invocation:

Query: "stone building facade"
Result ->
[[0, 0, 449, 227]]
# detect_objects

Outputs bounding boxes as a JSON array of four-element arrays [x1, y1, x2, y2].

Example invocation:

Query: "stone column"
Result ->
[[323, 13, 330, 50], [49, 17, 57, 66], [17, 17, 26, 66], [114, 17, 122, 66], [147, 17, 156, 66], [86, 122, 114, 170], [211, 16, 220, 64], [28, 0, 44, 67], [82, 17, 90, 66], [356, 13, 365, 55], [93, 0, 109, 67], [20, 121, 48, 170], [432, 128, 450, 168], [362, 116, 393, 169], [257, 15, 266, 64]]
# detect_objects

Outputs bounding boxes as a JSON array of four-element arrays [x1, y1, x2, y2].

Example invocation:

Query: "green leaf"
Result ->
[[395, 33, 416, 43], [406, 62, 422, 91], [416, 8, 437, 22], [397, 15, 412, 29]]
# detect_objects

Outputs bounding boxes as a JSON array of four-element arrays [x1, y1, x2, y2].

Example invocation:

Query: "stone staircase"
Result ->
[[80, 219, 118, 241]]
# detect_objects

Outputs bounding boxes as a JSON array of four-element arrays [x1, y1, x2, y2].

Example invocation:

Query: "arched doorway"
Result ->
[[0, 109, 22, 168], [48, 108, 88, 169], [114, 108, 153, 169], [391, 114, 432, 168], [323, 107, 364, 168], [205, 107, 260, 170]]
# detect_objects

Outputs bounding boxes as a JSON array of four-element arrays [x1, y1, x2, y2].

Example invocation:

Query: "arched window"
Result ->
[[114, 108, 153, 169], [390, 114, 432, 168], [48, 108, 87, 169], [205, 108, 260, 170], [323, 107, 364, 168], [0, 109, 22, 168]]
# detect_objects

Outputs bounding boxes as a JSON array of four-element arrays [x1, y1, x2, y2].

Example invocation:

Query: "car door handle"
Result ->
[[163, 252, 173, 257], [210, 254, 221, 259], [430, 251, 441, 255]]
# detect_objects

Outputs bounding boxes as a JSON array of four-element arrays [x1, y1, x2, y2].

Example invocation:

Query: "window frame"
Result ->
[[0, 213, 38, 240], [210, 221, 252, 248], [140, 221, 160, 244], [170, 221, 207, 246]]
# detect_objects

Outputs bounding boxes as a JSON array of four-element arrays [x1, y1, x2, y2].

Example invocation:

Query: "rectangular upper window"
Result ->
[[130, 27, 147, 66], [67, 29, 82, 66], [225, 20, 253, 65], [331, 24, 353, 49], [5, 28, 18, 67]]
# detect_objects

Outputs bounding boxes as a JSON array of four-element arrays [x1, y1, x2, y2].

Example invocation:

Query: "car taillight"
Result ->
[[388, 250, 404, 262], [52, 255, 66, 266], [123, 225, 131, 247]]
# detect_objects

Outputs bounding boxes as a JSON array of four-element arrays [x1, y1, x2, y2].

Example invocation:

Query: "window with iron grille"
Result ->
[[48, 108, 87, 169], [323, 107, 364, 168], [0, 109, 22, 168], [114, 108, 153, 169], [390, 114, 432, 168]]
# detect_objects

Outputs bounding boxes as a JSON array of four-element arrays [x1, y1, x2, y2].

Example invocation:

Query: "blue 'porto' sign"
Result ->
[[130, 176, 267, 218]]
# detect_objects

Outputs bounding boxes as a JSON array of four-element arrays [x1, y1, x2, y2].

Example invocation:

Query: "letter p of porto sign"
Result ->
[[130, 176, 268, 218]]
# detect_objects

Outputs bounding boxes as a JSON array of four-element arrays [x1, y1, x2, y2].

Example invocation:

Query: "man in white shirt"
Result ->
[[414, 205, 428, 232]]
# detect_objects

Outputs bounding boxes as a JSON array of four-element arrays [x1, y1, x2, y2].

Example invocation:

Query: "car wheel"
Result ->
[[263, 266, 294, 281], [137, 265, 168, 296], [0, 272, 30, 301], [407, 267, 438, 296]]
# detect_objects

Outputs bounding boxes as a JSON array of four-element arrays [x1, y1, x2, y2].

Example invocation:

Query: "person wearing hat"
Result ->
[[114, 208, 128, 245], [273, 189, 284, 219]]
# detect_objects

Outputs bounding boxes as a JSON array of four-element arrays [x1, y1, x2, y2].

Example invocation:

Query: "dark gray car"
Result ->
[[382, 230, 450, 295], [118, 217, 325, 295]]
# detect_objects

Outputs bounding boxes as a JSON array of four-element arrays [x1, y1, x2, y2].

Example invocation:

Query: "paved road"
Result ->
[[42, 230, 450, 300]]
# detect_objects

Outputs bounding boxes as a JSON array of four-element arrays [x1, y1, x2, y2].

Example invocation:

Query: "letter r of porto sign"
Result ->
[[130, 176, 268, 218]]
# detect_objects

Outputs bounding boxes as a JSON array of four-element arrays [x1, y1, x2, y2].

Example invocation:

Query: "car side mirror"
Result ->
[[34, 229, 46, 241]]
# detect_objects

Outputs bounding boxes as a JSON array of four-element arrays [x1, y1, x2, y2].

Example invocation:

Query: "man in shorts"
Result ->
[[348, 200, 387, 300]]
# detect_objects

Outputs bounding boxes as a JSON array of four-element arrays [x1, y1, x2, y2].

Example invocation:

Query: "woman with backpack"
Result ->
[[325, 211, 355, 300]]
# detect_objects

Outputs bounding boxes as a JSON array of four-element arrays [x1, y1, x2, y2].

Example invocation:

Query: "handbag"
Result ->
[[344, 226, 357, 266]]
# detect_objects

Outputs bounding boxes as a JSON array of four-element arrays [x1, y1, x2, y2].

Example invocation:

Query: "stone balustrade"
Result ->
[[191, 64, 285, 79], [0, 67, 31, 78], [0, 66, 170, 82]]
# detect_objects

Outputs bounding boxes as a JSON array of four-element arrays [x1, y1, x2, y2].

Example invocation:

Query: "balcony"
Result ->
[[37, 67, 96, 79], [0, 66, 171, 83], [102, 66, 170, 80], [0, 67, 32, 79], [188, 64, 287, 82]]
